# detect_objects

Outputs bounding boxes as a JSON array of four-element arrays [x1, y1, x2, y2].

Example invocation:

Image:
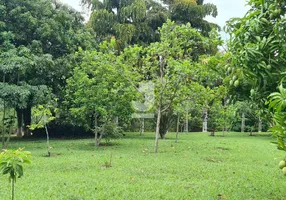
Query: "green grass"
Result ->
[[1, 132, 286, 200]]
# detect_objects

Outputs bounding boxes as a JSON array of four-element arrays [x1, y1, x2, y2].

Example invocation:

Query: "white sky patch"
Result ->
[[204, 0, 250, 41], [59, 0, 90, 19]]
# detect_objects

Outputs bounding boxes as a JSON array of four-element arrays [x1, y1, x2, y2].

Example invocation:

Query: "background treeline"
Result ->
[[0, 0, 273, 143]]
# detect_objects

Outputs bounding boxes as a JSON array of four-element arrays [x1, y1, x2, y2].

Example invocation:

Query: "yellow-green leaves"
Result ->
[[0, 148, 31, 182]]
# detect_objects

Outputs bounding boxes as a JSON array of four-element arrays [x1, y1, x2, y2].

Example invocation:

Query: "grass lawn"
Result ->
[[1, 132, 286, 200]]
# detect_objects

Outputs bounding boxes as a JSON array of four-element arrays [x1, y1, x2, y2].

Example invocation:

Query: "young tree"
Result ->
[[65, 40, 136, 146], [0, 148, 31, 200], [28, 104, 56, 156], [121, 20, 221, 152]]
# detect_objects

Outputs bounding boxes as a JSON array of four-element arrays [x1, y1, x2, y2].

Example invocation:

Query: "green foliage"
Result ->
[[0, 148, 31, 182], [65, 42, 136, 131], [84, 0, 219, 48], [268, 85, 286, 151], [85, 0, 167, 47], [0, 0, 96, 138], [119, 20, 222, 139], [226, 0, 286, 146], [169, 0, 219, 35], [0, 148, 31, 200], [29, 105, 56, 130], [94, 120, 123, 144], [226, 0, 286, 105]]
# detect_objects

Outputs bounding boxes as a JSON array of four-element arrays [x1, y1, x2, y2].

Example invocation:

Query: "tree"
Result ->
[[28, 104, 56, 156], [65, 40, 136, 146], [0, 148, 31, 200], [82, 0, 219, 49], [0, 0, 96, 137], [225, 0, 286, 107], [167, 0, 219, 35], [121, 20, 221, 152], [83, 0, 167, 48], [226, 0, 286, 148]]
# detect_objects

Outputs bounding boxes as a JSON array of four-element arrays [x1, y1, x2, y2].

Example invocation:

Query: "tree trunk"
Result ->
[[184, 114, 188, 132], [241, 113, 245, 133], [258, 115, 262, 133], [11, 178, 15, 200], [175, 114, 180, 143], [94, 115, 99, 146], [16, 108, 23, 137], [140, 118, 144, 135], [45, 125, 50, 157], [114, 116, 118, 126], [3, 119, 13, 149], [23, 107, 32, 137], [2, 100, 6, 149], [202, 109, 208, 132], [96, 133, 102, 146], [159, 110, 173, 139], [154, 107, 161, 153]]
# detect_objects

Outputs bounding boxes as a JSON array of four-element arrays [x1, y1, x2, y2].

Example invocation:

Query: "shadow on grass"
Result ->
[[210, 132, 273, 141]]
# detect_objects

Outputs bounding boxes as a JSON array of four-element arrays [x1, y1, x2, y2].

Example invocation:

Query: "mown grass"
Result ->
[[1, 132, 286, 200]]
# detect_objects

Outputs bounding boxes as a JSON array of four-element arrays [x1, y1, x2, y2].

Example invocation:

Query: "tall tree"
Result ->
[[0, 0, 96, 137], [82, 0, 219, 49], [83, 0, 167, 48], [167, 0, 219, 35]]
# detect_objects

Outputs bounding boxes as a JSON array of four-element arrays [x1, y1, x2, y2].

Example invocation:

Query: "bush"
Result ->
[[94, 120, 124, 144]]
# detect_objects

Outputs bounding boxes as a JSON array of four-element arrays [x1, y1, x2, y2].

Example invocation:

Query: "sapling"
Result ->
[[28, 105, 56, 157], [0, 148, 31, 200], [101, 152, 112, 168]]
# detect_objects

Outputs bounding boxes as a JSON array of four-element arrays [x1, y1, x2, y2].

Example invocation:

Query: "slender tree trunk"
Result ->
[[11, 178, 15, 200], [175, 114, 180, 143], [258, 115, 262, 133], [96, 134, 102, 146], [2, 100, 6, 149], [16, 108, 23, 137], [45, 125, 50, 157], [202, 109, 208, 132], [154, 107, 161, 153], [3, 117, 13, 149], [23, 107, 32, 137], [114, 116, 118, 126], [184, 113, 188, 132], [140, 118, 144, 135], [241, 113, 245, 133], [249, 127, 254, 136], [155, 55, 164, 152], [94, 115, 99, 146]]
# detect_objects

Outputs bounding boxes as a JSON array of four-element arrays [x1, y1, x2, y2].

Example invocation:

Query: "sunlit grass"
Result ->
[[1, 132, 285, 199]]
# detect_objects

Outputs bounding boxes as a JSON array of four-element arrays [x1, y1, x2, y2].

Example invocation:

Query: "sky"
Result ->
[[204, 0, 250, 29], [60, 0, 250, 39]]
